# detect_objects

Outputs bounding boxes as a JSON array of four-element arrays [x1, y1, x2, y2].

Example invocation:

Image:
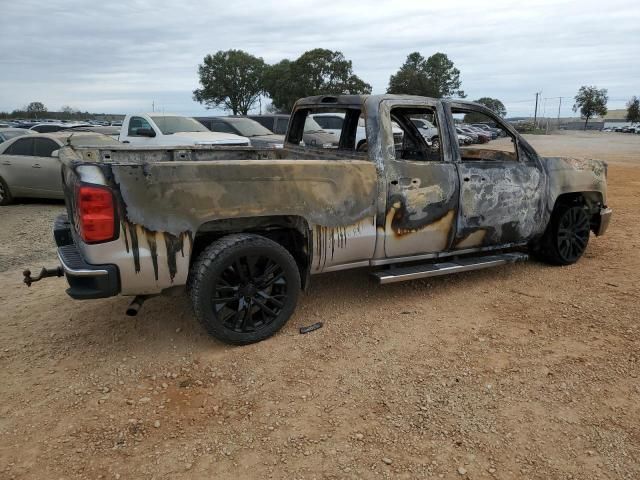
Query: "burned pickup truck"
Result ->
[[27, 95, 612, 345]]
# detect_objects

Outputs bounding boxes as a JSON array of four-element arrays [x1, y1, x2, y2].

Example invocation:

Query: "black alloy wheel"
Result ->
[[556, 206, 590, 264], [536, 203, 591, 266], [212, 254, 289, 334], [190, 234, 300, 345]]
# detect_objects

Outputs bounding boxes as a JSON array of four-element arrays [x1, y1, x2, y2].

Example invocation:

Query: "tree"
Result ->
[[387, 52, 433, 97], [573, 86, 608, 130], [264, 49, 371, 113], [464, 97, 507, 123], [626, 96, 640, 124], [61, 105, 78, 114], [474, 97, 506, 117], [193, 50, 266, 115], [25, 101, 47, 117], [387, 52, 465, 98], [263, 59, 297, 113]]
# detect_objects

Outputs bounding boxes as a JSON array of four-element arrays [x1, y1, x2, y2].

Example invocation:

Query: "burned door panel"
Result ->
[[384, 160, 459, 257], [455, 162, 545, 247]]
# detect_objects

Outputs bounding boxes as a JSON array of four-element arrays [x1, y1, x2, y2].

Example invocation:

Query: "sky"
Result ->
[[1, 0, 638, 118]]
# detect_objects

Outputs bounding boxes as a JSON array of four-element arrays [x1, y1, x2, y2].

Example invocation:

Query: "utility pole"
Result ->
[[557, 97, 563, 128], [152, 100, 155, 112], [533, 92, 540, 129]]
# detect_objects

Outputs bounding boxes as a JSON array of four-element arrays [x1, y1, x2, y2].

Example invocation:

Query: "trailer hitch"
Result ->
[[23, 266, 64, 287]]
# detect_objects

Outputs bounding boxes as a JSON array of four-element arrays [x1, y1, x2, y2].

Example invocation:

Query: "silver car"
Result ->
[[0, 128, 33, 143], [0, 131, 119, 205]]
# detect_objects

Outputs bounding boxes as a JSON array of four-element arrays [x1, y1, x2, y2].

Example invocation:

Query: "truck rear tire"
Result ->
[[0, 177, 13, 206], [536, 202, 590, 265], [189, 234, 300, 345]]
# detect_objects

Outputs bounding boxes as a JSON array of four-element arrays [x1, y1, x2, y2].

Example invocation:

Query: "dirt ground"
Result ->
[[1, 131, 639, 480]]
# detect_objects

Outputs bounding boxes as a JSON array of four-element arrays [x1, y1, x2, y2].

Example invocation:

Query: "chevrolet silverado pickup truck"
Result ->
[[118, 113, 250, 147], [26, 95, 612, 345]]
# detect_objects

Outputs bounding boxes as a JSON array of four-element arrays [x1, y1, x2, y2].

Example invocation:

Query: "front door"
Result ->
[[382, 103, 460, 258], [1, 137, 36, 195], [449, 104, 545, 249]]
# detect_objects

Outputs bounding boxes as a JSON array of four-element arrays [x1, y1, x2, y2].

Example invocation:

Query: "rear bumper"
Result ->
[[54, 214, 120, 299], [596, 207, 613, 236]]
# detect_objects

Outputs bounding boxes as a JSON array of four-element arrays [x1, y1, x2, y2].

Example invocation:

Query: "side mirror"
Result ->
[[137, 128, 156, 138], [51, 149, 60, 158]]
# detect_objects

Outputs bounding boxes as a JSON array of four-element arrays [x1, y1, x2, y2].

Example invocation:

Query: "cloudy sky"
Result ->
[[1, 0, 638, 117]]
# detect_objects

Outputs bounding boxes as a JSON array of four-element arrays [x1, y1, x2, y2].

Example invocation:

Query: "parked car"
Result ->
[[310, 112, 405, 151], [310, 112, 366, 149], [0, 128, 33, 143], [456, 133, 474, 145], [463, 124, 493, 141], [248, 114, 338, 148], [0, 132, 119, 204], [28, 123, 71, 133], [196, 117, 284, 148], [119, 113, 250, 146], [410, 117, 440, 147], [63, 125, 121, 139], [458, 125, 490, 143], [471, 123, 500, 139], [31, 94, 611, 347], [456, 126, 479, 143]]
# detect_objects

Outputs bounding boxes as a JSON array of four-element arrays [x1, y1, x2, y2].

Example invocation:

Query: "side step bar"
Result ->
[[372, 252, 528, 285]]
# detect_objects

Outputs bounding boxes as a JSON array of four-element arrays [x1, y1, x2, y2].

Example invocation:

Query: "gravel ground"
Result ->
[[0, 199, 64, 272], [0, 131, 639, 480]]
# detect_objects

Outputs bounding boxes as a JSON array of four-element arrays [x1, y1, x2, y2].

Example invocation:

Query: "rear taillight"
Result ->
[[76, 185, 116, 243]]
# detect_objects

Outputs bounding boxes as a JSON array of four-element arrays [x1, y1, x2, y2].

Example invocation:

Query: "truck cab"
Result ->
[[118, 113, 250, 146]]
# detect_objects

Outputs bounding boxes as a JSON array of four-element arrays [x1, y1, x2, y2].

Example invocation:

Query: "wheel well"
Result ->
[[554, 191, 604, 233], [191, 216, 311, 288], [554, 191, 603, 212]]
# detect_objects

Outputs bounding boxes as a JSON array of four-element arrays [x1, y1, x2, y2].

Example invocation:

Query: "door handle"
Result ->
[[390, 177, 413, 187], [122, 140, 130, 144], [32, 164, 42, 168], [463, 175, 486, 182]]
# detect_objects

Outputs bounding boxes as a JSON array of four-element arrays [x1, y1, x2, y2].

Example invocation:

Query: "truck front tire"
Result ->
[[536, 202, 591, 265], [189, 234, 300, 345]]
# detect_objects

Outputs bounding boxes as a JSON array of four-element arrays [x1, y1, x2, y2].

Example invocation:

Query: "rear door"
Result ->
[[32, 137, 63, 195], [381, 100, 460, 258]]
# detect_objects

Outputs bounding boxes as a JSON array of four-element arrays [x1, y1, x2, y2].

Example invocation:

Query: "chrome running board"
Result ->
[[372, 252, 528, 285]]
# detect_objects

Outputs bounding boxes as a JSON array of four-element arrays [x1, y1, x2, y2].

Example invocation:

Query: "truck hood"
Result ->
[[171, 131, 250, 145], [246, 134, 285, 148]]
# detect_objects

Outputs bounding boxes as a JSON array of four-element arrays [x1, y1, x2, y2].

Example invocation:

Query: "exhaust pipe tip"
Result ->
[[126, 295, 148, 316]]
